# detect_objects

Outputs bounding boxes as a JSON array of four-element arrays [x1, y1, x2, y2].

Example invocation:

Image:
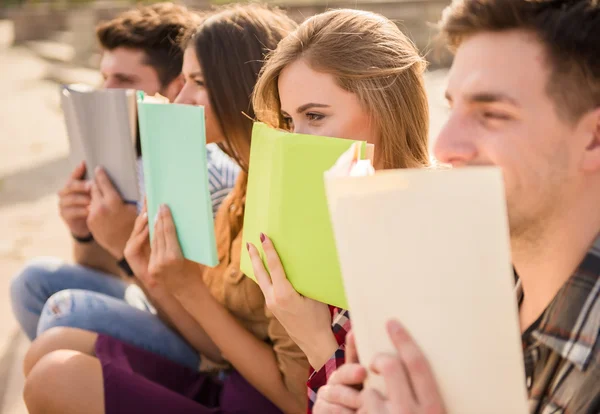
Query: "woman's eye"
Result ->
[[307, 113, 324, 121], [194, 79, 205, 87]]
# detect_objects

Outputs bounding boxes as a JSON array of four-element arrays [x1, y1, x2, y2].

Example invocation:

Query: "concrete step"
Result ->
[[48, 30, 74, 45], [26, 39, 74, 64], [0, 331, 27, 414], [45, 61, 102, 86], [0, 20, 15, 49]]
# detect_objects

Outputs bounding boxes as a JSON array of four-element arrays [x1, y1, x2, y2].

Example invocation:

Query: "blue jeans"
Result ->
[[10, 257, 200, 370]]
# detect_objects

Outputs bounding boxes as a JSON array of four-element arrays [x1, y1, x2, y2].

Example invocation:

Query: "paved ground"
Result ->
[[0, 21, 448, 413], [0, 43, 71, 414]]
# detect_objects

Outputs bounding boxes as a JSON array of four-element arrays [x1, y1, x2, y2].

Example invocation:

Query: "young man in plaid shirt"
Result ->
[[314, 1, 600, 413]]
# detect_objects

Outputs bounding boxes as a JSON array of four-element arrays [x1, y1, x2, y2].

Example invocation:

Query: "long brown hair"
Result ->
[[186, 4, 297, 173], [253, 9, 430, 170]]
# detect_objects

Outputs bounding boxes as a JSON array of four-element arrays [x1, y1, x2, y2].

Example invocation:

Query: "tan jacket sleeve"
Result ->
[[267, 309, 310, 412]]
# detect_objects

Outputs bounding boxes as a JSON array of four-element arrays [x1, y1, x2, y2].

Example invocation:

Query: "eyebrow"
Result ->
[[296, 103, 330, 113], [445, 91, 519, 106], [188, 71, 203, 78], [113, 73, 140, 82]]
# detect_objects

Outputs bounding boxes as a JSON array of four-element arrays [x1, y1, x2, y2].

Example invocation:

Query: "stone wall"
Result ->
[[4, 4, 69, 43], [278, 0, 452, 67], [4, 0, 452, 67]]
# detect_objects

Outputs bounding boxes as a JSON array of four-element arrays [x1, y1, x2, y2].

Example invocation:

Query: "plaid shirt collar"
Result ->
[[517, 233, 600, 371]]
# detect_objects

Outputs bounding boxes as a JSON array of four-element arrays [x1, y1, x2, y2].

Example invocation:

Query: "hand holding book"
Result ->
[[124, 200, 153, 287], [246, 234, 337, 370], [146, 204, 204, 295], [312, 332, 364, 413], [314, 322, 447, 414], [87, 166, 138, 259], [58, 161, 92, 240]]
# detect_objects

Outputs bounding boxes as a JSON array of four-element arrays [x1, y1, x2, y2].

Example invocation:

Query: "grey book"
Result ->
[[60, 85, 140, 203]]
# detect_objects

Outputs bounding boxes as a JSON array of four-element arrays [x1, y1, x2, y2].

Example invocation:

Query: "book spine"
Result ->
[[137, 103, 156, 240], [271, 135, 284, 239]]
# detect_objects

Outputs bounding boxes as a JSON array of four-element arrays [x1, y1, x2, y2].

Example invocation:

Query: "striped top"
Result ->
[[136, 143, 240, 216]]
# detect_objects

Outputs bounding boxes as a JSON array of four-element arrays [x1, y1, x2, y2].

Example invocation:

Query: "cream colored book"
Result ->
[[325, 167, 528, 414]]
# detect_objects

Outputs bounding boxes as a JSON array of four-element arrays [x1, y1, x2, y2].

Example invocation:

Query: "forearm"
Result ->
[[175, 283, 305, 414], [72, 240, 123, 277], [143, 283, 223, 363], [304, 333, 339, 372]]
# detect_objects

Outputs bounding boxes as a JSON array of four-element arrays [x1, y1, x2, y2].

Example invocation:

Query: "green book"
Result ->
[[137, 93, 218, 267], [241, 122, 366, 309]]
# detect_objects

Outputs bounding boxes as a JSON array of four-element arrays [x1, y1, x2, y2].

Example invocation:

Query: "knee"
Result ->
[[23, 351, 61, 413], [37, 288, 109, 338], [37, 289, 79, 336], [23, 350, 85, 414], [24, 327, 78, 377], [10, 258, 63, 305]]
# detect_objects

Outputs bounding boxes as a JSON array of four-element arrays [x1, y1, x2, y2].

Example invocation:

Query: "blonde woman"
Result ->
[[246, 9, 431, 412]]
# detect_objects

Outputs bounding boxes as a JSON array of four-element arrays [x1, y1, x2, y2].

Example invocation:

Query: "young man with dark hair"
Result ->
[[314, 1, 600, 412], [10, 3, 239, 370], [96, 2, 192, 101]]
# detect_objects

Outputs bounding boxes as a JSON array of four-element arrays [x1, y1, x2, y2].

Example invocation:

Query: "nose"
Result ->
[[292, 123, 312, 136], [174, 82, 195, 105], [102, 78, 118, 89], [433, 114, 478, 167]]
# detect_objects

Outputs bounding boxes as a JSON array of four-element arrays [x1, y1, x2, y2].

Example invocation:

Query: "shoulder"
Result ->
[[207, 144, 241, 180]]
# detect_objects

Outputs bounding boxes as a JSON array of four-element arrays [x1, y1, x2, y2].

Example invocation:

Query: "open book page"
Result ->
[[60, 85, 87, 171], [325, 167, 528, 414], [60, 86, 140, 203]]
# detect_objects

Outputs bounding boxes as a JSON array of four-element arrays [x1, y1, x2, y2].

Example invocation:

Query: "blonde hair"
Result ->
[[253, 9, 430, 169]]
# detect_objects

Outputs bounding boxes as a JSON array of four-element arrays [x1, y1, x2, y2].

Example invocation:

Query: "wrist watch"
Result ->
[[117, 257, 135, 277], [72, 233, 94, 243]]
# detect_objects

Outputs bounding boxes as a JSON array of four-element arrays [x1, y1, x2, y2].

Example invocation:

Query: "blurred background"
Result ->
[[0, 1, 449, 412]]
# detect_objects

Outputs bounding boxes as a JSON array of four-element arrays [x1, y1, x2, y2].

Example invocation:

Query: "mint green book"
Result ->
[[240, 122, 366, 309], [137, 93, 218, 267]]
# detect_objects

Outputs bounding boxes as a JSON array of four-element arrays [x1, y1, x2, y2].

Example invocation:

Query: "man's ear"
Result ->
[[164, 74, 185, 102], [581, 107, 600, 173]]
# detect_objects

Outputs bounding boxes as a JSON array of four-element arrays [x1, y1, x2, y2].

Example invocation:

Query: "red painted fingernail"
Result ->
[[260, 233, 266, 243], [246, 242, 250, 252]]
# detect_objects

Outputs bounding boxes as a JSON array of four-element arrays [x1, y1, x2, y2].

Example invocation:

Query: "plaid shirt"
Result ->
[[522, 234, 600, 413], [307, 234, 600, 414], [306, 306, 351, 413]]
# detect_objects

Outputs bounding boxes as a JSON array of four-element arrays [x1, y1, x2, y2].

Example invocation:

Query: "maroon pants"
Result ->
[[96, 334, 282, 414]]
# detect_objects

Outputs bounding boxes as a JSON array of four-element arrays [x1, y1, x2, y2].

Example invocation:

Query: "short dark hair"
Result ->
[[439, 0, 600, 122], [184, 4, 297, 172], [96, 2, 201, 87]]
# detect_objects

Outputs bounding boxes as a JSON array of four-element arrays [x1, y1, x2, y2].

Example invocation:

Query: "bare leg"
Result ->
[[24, 350, 105, 414], [24, 326, 98, 377]]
